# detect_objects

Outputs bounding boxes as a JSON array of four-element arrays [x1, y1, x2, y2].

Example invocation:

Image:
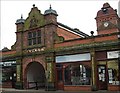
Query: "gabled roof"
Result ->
[[57, 22, 89, 37]]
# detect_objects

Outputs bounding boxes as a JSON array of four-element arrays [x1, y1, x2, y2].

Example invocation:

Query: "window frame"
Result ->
[[28, 30, 41, 46]]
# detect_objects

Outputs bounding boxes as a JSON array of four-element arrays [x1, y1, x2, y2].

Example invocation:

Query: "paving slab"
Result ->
[[1, 88, 120, 93]]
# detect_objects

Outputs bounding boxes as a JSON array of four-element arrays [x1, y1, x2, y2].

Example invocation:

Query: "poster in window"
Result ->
[[103, 70, 105, 73], [102, 77, 105, 82], [102, 73, 105, 81], [99, 74, 101, 80], [109, 80, 113, 83], [99, 68, 101, 72]]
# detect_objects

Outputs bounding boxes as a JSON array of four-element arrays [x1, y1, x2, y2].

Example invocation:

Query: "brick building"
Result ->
[[1, 3, 120, 91]]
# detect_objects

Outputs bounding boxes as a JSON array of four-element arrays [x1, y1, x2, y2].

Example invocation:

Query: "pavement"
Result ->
[[1, 88, 120, 93]]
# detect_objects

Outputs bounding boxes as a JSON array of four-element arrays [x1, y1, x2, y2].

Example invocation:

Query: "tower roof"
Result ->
[[96, 2, 117, 17], [102, 2, 111, 8], [1, 47, 9, 52], [16, 15, 25, 24], [44, 5, 58, 16]]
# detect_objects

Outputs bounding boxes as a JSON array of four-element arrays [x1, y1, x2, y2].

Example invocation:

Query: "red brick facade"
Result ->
[[1, 3, 120, 91]]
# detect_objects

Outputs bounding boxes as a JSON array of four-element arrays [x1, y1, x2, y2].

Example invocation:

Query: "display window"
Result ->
[[2, 67, 16, 82], [64, 64, 91, 85], [56, 63, 91, 86], [107, 60, 120, 85]]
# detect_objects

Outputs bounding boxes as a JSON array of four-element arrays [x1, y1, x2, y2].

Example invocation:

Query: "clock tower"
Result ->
[[95, 3, 120, 35]]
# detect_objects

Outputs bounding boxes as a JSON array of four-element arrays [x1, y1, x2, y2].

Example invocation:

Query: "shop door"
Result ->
[[97, 65, 107, 90], [56, 64, 64, 90]]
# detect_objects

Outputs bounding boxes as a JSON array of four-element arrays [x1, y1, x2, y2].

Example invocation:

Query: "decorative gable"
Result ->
[[24, 5, 45, 31]]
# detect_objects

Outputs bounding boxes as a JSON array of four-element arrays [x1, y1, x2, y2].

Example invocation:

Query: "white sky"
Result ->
[[1, 0, 119, 50]]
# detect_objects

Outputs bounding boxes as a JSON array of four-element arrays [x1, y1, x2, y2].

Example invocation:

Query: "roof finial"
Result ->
[[90, 31, 94, 36], [33, 4, 35, 8], [50, 4, 52, 9], [21, 14, 23, 19]]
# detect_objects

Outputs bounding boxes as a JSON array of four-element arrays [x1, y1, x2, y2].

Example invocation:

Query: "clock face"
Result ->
[[104, 22, 109, 27]]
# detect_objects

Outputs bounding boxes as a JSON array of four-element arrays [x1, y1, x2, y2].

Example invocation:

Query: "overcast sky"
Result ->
[[1, 0, 119, 50]]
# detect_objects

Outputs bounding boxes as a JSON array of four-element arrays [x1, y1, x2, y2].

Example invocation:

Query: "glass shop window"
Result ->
[[108, 61, 120, 85], [2, 68, 16, 82], [64, 64, 91, 85], [108, 68, 119, 85]]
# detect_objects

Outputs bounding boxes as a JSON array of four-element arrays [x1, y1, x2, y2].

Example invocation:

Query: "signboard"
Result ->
[[56, 53, 91, 63], [0, 61, 16, 67], [107, 51, 119, 59]]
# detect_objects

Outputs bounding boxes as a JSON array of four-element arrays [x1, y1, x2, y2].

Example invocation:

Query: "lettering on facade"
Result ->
[[0, 61, 16, 67], [24, 47, 45, 53]]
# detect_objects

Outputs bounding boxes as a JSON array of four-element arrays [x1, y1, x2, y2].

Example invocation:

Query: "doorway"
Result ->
[[26, 62, 46, 89], [97, 65, 107, 90], [56, 64, 64, 90]]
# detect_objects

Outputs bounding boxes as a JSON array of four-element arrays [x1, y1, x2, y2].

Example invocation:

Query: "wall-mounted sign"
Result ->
[[0, 61, 16, 67], [107, 51, 119, 59], [56, 53, 91, 63]]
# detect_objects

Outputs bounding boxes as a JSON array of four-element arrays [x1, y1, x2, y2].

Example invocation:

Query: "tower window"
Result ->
[[28, 30, 41, 46]]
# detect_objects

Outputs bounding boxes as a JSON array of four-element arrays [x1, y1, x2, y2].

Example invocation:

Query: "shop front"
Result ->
[[1, 61, 16, 88], [107, 51, 120, 91], [56, 53, 92, 91], [97, 60, 120, 91], [55, 50, 120, 91], [1, 2, 120, 92], [96, 50, 120, 91]]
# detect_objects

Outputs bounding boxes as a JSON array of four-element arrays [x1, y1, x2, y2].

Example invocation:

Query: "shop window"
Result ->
[[108, 61, 120, 85], [2, 67, 16, 82], [64, 64, 91, 85], [28, 31, 41, 46], [108, 68, 119, 85]]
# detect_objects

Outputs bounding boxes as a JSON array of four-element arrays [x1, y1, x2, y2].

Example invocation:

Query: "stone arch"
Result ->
[[24, 61, 46, 89]]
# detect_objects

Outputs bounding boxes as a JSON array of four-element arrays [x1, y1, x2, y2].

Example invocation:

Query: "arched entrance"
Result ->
[[26, 62, 46, 89]]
